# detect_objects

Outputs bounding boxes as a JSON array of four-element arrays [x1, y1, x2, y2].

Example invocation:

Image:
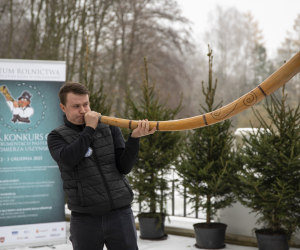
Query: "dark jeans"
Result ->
[[70, 207, 139, 250]]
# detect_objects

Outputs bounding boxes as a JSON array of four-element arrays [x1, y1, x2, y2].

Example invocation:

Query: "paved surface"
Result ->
[[12, 226, 257, 250], [8, 222, 260, 250], [8, 213, 300, 250]]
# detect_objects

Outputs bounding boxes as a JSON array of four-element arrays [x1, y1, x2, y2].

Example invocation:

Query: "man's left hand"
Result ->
[[131, 119, 156, 138]]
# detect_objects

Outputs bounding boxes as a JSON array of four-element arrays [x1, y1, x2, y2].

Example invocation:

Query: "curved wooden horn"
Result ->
[[99, 51, 300, 131]]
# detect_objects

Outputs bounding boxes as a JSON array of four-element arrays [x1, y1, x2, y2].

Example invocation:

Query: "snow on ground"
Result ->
[[11, 222, 256, 250], [8, 212, 300, 250], [3, 222, 264, 250]]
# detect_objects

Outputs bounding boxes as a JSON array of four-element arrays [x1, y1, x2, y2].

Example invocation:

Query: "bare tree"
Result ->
[[277, 14, 300, 59], [203, 6, 272, 126], [277, 14, 300, 105], [0, 0, 193, 117], [0, 0, 30, 59], [100, 0, 193, 112]]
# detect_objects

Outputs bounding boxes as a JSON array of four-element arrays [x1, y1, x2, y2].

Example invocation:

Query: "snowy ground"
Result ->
[[10, 222, 249, 250], [5, 209, 299, 250], [7, 221, 298, 250]]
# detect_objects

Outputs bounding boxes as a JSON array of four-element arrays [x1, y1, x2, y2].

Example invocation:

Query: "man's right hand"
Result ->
[[84, 111, 101, 129]]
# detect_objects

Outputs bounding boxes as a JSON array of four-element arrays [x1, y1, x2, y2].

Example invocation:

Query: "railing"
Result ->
[[131, 167, 206, 220]]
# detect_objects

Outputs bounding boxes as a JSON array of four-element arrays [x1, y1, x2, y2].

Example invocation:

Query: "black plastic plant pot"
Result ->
[[193, 222, 227, 249], [255, 229, 289, 250], [138, 214, 165, 240]]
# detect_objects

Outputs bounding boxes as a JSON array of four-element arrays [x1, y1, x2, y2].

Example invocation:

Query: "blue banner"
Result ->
[[0, 60, 66, 248]]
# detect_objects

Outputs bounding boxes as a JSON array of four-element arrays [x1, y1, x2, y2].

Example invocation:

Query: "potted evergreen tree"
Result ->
[[122, 58, 184, 240], [235, 85, 300, 250], [176, 46, 238, 249]]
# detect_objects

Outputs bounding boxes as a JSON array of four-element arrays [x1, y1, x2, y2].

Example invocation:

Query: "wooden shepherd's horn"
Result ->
[[99, 51, 300, 131], [0, 85, 14, 102]]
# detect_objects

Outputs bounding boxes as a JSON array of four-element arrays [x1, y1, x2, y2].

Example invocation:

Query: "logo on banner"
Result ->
[[0, 86, 34, 124], [51, 234, 60, 237], [61, 227, 64, 231], [0, 237, 4, 243], [0, 82, 47, 133], [36, 236, 46, 238], [12, 231, 18, 235], [85, 147, 93, 157], [36, 229, 48, 233]]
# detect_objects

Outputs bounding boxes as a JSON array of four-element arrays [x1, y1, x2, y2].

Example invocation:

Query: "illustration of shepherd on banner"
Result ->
[[0, 85, 34, 123]]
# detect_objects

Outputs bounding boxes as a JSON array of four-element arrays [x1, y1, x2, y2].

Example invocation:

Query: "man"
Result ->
[[47, 82, 155, 250]]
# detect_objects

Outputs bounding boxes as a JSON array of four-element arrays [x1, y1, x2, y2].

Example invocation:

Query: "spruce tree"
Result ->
[[122, 58, 183, 220], [176, 46, 237, 224], [235, 85, 300, 237]]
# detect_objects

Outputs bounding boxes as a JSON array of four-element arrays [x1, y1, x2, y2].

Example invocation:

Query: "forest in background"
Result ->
[[1, 0, 300, 129]]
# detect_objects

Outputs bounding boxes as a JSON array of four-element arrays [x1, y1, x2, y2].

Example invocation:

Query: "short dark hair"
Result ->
[[58, 82, 89, 106]]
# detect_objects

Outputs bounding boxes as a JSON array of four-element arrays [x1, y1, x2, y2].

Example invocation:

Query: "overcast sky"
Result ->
[[176, 0, 300, 57]]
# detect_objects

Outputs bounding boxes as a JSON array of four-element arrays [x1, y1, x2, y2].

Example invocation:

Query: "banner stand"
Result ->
[[0, 59, 66, 248]]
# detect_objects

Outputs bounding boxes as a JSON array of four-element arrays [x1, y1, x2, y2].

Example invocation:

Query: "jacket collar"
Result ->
[[63, 115, 85, 131]]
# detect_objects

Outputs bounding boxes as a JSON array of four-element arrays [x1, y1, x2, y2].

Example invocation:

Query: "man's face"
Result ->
[[60, 93, 90, 125], [18, 98, 30, 108]]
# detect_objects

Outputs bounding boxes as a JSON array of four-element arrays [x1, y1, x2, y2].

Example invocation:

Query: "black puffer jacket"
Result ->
[[52, 121, 134, 215]]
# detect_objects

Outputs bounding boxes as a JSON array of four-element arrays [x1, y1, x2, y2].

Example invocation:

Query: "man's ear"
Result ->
[[60, 103, 66, 113]]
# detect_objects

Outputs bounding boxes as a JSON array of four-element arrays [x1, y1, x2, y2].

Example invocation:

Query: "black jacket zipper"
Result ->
[[91, 143, 114, 210], [122, 176, 134, 196]]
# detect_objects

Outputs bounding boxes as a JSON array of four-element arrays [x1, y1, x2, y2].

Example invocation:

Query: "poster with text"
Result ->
[[0, 59, 66, 248]]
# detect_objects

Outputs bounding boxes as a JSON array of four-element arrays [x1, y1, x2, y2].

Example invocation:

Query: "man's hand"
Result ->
[[84, 111, 101, 129], [131, 119, 156, 138]]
